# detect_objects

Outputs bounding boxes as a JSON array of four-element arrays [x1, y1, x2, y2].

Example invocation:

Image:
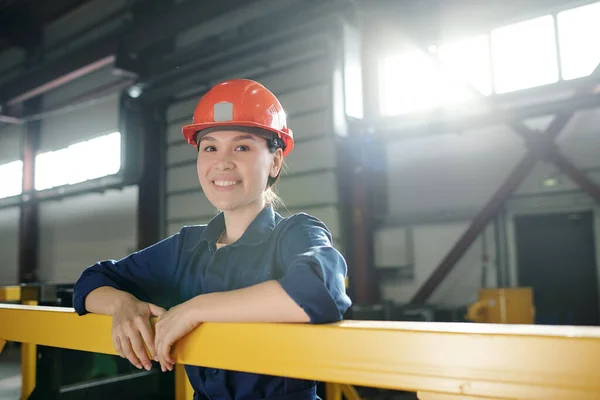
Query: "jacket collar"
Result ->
[[200, 205, 277, 247]]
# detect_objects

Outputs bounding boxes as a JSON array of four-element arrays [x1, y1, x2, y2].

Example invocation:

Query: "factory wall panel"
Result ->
[[39, 64, 123, 152], [0, 207, 20, 285], [0, 124, 22, 165], [0, 125, 22, 285], [375, 107, 600, 307], [38, 186, 138, 284], [377, 223, 497, 307], [381, 113, 600, 219]]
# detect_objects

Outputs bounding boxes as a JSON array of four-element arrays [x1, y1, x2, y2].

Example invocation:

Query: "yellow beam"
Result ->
[[20, 300, 37, 400], [340, 384, 361, 400], [326, 383, 342, 400], [0, 286, 21, 302], [1, 304, 600, 400], [417, 392, 499, 400], [175, 364, 194, 400]]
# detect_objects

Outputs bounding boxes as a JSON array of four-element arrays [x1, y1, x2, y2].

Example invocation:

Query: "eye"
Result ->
[[235, 145, 250, 151], [202, 145, 216, 152]]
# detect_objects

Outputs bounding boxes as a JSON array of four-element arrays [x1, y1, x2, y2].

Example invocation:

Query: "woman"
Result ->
[[73, 78, 352, 400]]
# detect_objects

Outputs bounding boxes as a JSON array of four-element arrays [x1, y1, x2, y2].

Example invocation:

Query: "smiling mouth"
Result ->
[[212, 180, 241, 187]]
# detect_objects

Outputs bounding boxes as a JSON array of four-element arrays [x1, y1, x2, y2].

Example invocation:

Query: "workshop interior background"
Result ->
[[0, 0, 599, 398]]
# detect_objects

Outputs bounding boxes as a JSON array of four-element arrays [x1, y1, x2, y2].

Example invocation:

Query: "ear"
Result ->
[[270, 149, 284, 178]]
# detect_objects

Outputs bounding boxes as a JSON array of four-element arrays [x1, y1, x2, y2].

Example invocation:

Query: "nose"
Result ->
[[214, 152, 234, 171]]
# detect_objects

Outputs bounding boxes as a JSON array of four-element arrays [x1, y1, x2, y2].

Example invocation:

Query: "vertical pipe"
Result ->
[[18, 97, 42, 284], [137, 99, 167, 250], [351, 163, 371, 304], [336, 139, 357, 303]]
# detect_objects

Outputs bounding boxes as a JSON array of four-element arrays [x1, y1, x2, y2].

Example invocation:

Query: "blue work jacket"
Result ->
[[72, 205, 352, 400]]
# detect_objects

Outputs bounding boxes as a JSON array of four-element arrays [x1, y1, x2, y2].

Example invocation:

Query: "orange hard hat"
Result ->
[[182, 79, 294, 156]]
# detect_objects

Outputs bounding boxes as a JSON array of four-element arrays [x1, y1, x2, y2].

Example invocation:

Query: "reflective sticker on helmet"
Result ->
[[214, 102, 234, 121]]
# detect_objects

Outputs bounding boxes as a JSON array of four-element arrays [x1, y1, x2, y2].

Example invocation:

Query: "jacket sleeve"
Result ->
[[276, 213, 352, 324], [72, 231, 185, 316]]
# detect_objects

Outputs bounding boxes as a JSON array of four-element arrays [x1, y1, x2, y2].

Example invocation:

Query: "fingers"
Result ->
[[113, 335, 124, 359], [148, 303, 167, 317], [156, 340, 172, 372], [155, 324, 175, 372], [128, 326, 153, 370], [114, 321, 153, 370], [137, 318, 158, 362], [121, 336, 144, 370], [110, 301, 169, 372]]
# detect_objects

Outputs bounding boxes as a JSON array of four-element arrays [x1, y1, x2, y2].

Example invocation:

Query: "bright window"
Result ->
[[379, 35, 492, 116], [35, 132, 121, 191], [0, 160, 23, 199], [379, 51, 441, 116], [437, 34, 493, 96], [557, 2, 600, 80], [491, 15, 559, 93]]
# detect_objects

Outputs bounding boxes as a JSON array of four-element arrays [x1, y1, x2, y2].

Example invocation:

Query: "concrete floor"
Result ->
[[0, 343, 20, 400]]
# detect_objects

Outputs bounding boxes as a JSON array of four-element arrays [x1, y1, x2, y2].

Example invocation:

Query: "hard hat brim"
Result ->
[[182, 121, 294, 156]]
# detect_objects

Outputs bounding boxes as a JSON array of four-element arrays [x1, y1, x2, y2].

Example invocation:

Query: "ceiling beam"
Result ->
[[121, 0, 251, 55], [0, 0, 259, 105], [0, 37, 118, 106], [0, 6, 42, 49]]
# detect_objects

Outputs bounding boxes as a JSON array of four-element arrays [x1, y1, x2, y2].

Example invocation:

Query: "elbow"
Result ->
[[301, 288, 351, 325], [309, 296, 351, 325], [278, 264, 352, 325]]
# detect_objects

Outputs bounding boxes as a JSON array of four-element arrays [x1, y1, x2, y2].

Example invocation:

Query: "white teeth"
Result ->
[[213, 181, 238, 187]]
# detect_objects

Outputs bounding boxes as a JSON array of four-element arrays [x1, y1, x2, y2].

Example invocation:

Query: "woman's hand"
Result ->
[[154, 300, 201, 372], [111, 296, 166, 370]]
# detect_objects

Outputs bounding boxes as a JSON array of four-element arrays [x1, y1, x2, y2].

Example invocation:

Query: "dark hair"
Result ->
[[265, 137, 285, 209]]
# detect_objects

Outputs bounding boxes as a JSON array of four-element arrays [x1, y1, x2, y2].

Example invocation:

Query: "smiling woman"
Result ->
[[196, 131, 284, 218], [72, 79, 351, 400]]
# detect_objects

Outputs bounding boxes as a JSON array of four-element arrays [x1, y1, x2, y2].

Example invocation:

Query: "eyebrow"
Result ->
[[199, 134, 257, 142]]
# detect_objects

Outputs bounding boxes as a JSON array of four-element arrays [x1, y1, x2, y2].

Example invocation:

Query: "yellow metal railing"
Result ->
[[0, 286, 36, 400], [2, 304, 600, 399]]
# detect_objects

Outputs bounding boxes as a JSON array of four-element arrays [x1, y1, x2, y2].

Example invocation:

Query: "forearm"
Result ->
[[85, 286, 138, 316], [191, 280, 310, 323]]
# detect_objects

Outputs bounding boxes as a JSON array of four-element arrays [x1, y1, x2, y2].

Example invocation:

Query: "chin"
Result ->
[[208, 195, 264, 214], [212, 201, 240, 212], [204, 195, 237, 211]]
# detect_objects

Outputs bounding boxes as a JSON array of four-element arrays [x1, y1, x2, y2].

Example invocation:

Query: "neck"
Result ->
[[221, 198, 267, 244]]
